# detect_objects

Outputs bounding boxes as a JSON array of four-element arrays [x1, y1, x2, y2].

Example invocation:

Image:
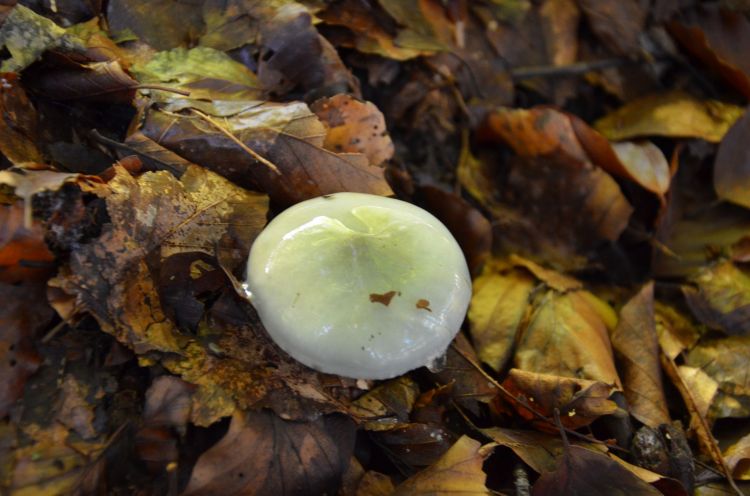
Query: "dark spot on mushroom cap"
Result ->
[[416, 299, 432, 312], [370, 290, 398, 306]]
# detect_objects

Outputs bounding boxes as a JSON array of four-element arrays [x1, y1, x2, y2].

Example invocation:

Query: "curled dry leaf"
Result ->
[[501, 369, 622, 431], [392, 435, 493, 496], [594, 91, 744, 143], [183, 409, 356, 496], [473, 107, 633, 268], [682, 260, 750, 336], [714, 108, 750, 210], [611, 282, 670, 428], [310, 94, 394, 167], [668, 6, 750, 99]]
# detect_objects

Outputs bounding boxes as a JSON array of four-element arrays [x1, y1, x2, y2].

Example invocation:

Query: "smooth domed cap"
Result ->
[[245, 192, 471, 380]]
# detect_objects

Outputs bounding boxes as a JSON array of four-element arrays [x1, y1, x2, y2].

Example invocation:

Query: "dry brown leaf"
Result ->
[[577, 0, 645, 56], [54, 374, 97, 440], [594, 91, 744, 143], [655, 302, 702, 361], [714, 108, 750, 209], [516, 290, 621, 386], [392, 435, 492, 496], [501, 369, 622, 431], [372, 422, 457, 468], [8, 422, 105, 495], [668, 6, 750, 99], [611, 282, 670, 428], [0, 202, 55, 283], [676, 366, 718, 420], [475, 107, 633, 268], [0, 282, 52, 418], [724, 432, 750, 480], [140, 99, 393, 206], [0, 73, 43, 164], [682, 261, 750, 335], [532, 445, 662, 496], [48, 165, 349, 424], [685, 335, 750, 419], [350, 376, 419, 429], [183, 409, 356, 496], [468, 261, 536, 372], [310, 94, 394, 167]]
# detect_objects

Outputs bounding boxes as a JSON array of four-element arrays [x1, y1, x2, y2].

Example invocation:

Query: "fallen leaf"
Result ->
[[724, 431, 750, 480], [532, 445, 662, 495], [609, 141, 671, 196], [594, 91, 744, 143], [0, 4, 85, 72], [26, 59, 137, 103], [668, 6, 750, 99], [0, 202, 55, 283], [140, 98, 393, 206], [682, 261, 750, 335], [372, 422, 457, 468], [107, 0, 203, 50], [468, 260, 536, 372], [0, 282, 53, 418], [131, 46, 264, 101], [378, 0, 453, 53], [577, 0, 646, 56], [516, 290, 621, 386], [54, 374, 97, 440], [392, 435, 493, 495], [475, 107, 633, 268], [183, 409, 356, 496], [8, 422, 105, 495], [428, 333, 498, 413], [350, 376, 419, 429], [685, 335, 750, 419], [654, 302, 702, 360], [416, 185, 492, 277], [676, 366, 718, 420], [714, 108, 750, 209], [310, 94, 394, 167], [611, 282, 670, 428], [0, 73, 43, 164], [501, 369, 622, 431]]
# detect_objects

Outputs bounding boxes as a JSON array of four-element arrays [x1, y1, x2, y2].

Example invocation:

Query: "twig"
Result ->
[[510, 58, 638, 80], [660, 351, 743, 496], [133, 84, 191, 96], [188, 108, 282, 176]]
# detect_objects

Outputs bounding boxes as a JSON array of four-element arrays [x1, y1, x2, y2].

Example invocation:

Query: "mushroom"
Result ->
[[245, 192, 471, 380]]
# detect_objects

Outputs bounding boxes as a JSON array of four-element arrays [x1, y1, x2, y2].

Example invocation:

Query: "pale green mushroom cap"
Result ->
[[246, 192, 472, 380]]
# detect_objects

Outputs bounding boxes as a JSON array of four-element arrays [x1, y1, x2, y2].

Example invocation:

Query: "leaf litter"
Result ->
[[1, 1, 750, 494]]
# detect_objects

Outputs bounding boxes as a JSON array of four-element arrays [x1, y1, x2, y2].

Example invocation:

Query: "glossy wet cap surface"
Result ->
[[245, 192, 472, 379]]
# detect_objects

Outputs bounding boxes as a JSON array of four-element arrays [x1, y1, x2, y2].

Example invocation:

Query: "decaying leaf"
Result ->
[[350, 376, 419, 429], [611, 282, 670, 428], [682, 261, 750, 336], [48, 164, 349, 424], [474, 107, 633, 267], [392, 435, 492, 496], [501, 369, 622, 430], [0, 282, 52, 418], [685, 335, 750, 419], [594, 92, 744, 143], [724, 432, 750, 480], [668, 6, 750, 99], [532, 445, 662, 496], [140, 98, 393, 206], [714, 109, 750, 209], [183, 409, 356, 496], [310, 94, 394, 167], [131, 46, 264, 101], [107, 0, 203, 51], [0, 73, 43, 164]]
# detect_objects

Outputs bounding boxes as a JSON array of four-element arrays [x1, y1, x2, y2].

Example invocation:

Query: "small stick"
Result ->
[[188, 108, 282, 176]]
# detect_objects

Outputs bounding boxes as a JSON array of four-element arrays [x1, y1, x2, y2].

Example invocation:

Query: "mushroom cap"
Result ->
[[246, 192, 472, 380]]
